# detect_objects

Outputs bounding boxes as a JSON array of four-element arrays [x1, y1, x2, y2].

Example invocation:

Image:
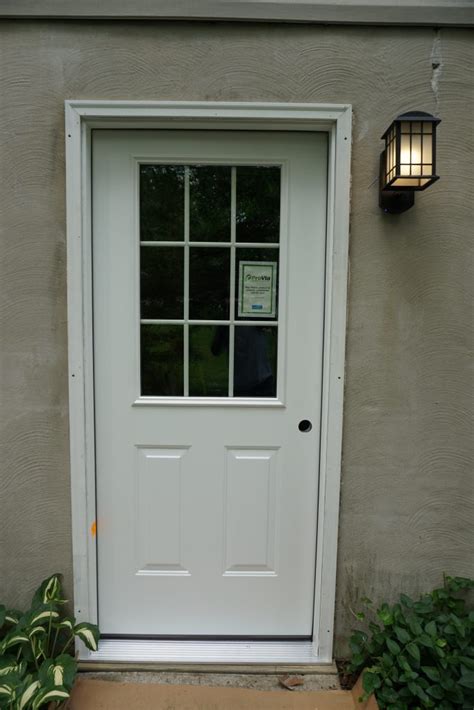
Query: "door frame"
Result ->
[[65, 100, 351, 663]]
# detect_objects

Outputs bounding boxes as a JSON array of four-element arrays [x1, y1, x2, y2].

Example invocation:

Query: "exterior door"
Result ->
[[93, 130, 328, 636]]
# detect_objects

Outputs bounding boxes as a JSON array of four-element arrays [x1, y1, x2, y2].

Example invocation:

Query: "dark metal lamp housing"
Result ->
[[379, 111, 441, 214]]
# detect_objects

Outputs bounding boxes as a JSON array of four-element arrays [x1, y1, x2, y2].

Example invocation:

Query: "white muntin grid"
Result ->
[[139, 164, 281, 399]]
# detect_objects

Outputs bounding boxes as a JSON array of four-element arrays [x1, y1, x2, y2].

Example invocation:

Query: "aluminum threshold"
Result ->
[[84, 639, 330, 665]]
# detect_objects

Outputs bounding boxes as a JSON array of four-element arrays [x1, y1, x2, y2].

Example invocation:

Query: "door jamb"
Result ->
[[65, 100, 351, 663]]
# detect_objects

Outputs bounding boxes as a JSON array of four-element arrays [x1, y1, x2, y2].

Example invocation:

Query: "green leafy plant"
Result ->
[[0, 574, 99, 709], [349, 576, 474, 709]]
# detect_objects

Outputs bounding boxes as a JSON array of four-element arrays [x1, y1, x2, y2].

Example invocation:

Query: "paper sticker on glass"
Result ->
[[238, 261, 277, 318]]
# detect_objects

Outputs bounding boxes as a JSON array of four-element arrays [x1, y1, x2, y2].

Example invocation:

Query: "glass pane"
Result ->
[[141, 325, 183, 396], [189, 326, 229, 397], [236, 166, 281, 243], [189, 247, 230, 320], [411, 134, 421, 170], [235, 248, 279, 321], [422, 135, 432, 166], [140, 247, 184, 319], [234, 326, 277, 397], [140, 165, 184, 242], [189, 166, 231, 242]]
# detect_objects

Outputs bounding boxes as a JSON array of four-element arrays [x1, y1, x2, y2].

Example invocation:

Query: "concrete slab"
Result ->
[[81, 670, 340, 691]]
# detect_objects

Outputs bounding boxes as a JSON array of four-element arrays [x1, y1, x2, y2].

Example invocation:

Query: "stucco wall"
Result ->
[[0, 20, 472, 655]]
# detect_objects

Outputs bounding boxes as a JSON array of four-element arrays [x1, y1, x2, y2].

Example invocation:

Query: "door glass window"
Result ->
[[139, 164, 281, 398]]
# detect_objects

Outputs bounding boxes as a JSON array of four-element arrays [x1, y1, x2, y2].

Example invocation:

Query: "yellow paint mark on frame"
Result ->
[[91, 520, 97, 537]]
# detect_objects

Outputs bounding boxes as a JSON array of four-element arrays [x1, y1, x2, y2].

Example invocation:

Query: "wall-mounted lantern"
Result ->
[[379, 111, 441, 214]]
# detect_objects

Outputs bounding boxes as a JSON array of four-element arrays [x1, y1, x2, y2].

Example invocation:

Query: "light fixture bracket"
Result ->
[[379, 189, 415, 214]]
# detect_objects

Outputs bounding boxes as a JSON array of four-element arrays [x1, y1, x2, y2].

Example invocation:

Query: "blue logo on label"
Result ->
[[251, 304, 263, 310]]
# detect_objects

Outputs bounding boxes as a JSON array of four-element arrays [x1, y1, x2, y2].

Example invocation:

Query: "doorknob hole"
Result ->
[[298, 419, 312, 433]]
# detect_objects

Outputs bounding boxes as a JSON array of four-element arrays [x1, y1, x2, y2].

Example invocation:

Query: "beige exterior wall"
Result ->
[[0, 20, 472, 655]]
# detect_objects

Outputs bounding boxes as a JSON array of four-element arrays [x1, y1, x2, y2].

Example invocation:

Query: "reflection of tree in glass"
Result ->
[[189, 166, 231, 242], [140, 247, 184, 319], [140, 165, 184, 241], [141, 325, 184, 396], [236, 167, 280, 243], [212, 326, 277, 397], [189, 248, 230, 320]]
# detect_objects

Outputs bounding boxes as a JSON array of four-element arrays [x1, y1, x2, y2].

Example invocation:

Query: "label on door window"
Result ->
[[238, 261, 277, 318]]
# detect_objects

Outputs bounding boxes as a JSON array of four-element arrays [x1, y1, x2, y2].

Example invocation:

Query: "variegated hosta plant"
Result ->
[[0, 574, 99, 710]]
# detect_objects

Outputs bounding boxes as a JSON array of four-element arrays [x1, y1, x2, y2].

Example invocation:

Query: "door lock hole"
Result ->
[[298, 419, 312, 433]]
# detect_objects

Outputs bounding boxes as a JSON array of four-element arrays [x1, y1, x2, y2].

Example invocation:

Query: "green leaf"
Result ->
[[398, 655, 411, 672], [414, 599, 434, 615], [53, 619, 74, 632], [426, 684, 444, 699], [425, 620, 437, 638], [458, 670, 474, 689], [32, 574, 66, 607], [29, 633, 46, 661], [417, 633, 435, 648], [400, 670, 418, 682], [1, 631, 29, 651], [443, 624, 456, 635], [74, 622, 100, 651], [439, 675, 455, 691], [27, 626, 46, 639], [381, 652, 393, 668], [409, 619, 423, 636], [4, 609, 22, 626], [421, 666, 440, 682], [410, 682, 430, 703], [18, 680, 40, 710], [49, 655, 77, 690], [406, 643, 421, 664], [368, 621, 381, 633], [0, 683, 14, 699], [31, 686, 70, 710], [0, 658, 19, 677], [400, 594, 414, 608], [349, 641, 361, 655], [349, 653, 365, 669], [394, 626, 411, 644], [28, 609, 60, 627], [378, 608, 394, 626], [362, 670, 381, 695], [386, 638, 401, 654]]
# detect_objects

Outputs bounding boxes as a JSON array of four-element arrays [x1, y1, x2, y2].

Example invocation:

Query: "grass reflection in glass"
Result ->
[[189, 326, 229, 397], [141, 325, 184, 396]]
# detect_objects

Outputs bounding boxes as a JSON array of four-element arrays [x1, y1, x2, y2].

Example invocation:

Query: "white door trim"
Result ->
[[65, 100, 351, 663]]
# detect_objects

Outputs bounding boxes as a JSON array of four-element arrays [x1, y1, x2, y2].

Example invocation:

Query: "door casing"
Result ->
[[65, 100, 352, 663]]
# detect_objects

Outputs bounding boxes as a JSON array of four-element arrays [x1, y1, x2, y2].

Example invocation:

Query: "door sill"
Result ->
[[80, 639, 331, 667]]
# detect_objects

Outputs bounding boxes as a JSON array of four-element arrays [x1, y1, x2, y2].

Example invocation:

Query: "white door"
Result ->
[[93, 130, 328, 636]]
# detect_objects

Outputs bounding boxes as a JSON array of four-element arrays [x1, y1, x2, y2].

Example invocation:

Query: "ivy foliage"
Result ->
[[0, 574, 99, 710], [349, 576, 474, 709]]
